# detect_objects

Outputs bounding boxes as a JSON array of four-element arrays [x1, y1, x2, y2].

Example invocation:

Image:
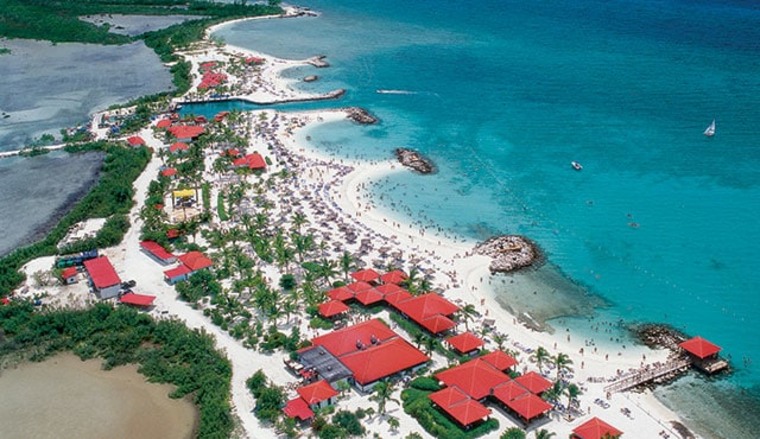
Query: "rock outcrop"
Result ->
[[394, 148, 435, 174], [304, 75, 318, 82], [345, 107, 378, 125], [473, 235, 540, 273]]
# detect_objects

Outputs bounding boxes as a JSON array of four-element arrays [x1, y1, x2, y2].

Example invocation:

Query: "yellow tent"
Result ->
[[173, 189, 195, 199]]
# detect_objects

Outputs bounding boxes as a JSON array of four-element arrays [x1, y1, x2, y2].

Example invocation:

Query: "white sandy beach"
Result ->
[[14, 10, 700, 439]]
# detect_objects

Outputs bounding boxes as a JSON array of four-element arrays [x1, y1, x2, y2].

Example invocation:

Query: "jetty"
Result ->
[[307, 55, 330, 68], [176, 88, 346, 107], [604, 358, 691, 394], [0, 144, 66, 160]]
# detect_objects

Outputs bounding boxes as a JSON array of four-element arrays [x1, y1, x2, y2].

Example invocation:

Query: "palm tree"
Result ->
[[423, 336, 437, 356], [493, 332, 509, 351], [339, 251, 354, 282], [369, 381, 399, 415], [531, 347, 551, 373], [500, 427, 526, 439], [542, 381, 564, 405], [292, 211, 308, 233], [534, 429, 556, 439], [459, 304, 478, 331], [564, 383, 581, 410], [553, 352, 574, 381]]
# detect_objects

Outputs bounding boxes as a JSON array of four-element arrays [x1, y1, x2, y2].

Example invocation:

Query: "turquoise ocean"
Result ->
[[190, 0, 760, 435]]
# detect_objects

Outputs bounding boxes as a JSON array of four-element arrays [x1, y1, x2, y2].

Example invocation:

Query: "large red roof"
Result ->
[[346, 281, 373, 293], [338, 338, 429, 385], [375, 283, 405, 296], [83, 257, 121, 289], [119, 293, 156, 307], [351, 268, 380, 283], [318, 300, 349, 318], [140, 240, 175, 261], [178, 251, 213, 271], [491, 380, 529, 405], [479, 351, 518, 371], [395, 292, 459, 321], [504, 393, 552, 421], [156, 119, 172, 128], [311, 318, 396, 357], [679, 336, 721, 359], [429, 386, 491, 427], [383, 289, 413, 307], [126, 135, 145, 146], [514, 371, 553, 395], [380, 269, 408, 285], [326, 286, 354, 302], [232, 153, 266, 170], [447, 332, 485, 354], [435, 359, 510, 400], [169, 142, 189, 153], [572, 417, 623, 439], [283, 398, 314, 421], [297, 380, 338, 405], [419, 314, 457, 334], [354, 288, 384, 306], [168, 125, 205, 139]]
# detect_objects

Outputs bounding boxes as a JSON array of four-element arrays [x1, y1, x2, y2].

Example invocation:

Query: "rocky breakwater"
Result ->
[[394, 148, 435, 174], [345, 107, 378, 125], [474, 235, 540, 273]]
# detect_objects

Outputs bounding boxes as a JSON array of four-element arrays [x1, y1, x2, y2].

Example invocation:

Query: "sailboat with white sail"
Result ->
[[704, 119, 716, 137]]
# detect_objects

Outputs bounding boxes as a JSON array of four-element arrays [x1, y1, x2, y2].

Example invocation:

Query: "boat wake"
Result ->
[[376, 89, 417, 95]]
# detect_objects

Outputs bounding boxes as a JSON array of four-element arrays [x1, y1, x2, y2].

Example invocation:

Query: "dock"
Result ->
[[604, 358, 692, 394]]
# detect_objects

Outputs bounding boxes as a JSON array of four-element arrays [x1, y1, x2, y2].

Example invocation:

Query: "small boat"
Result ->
[[704, 119, 716, 137], [571, 161, 583, 171]]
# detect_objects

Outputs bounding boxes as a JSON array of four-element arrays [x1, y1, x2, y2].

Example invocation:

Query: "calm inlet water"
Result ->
[[212, 0, 760, 436]]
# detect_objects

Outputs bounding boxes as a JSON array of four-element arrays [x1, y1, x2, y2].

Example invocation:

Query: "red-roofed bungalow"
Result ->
[[61, 266, 78, 285], [164, 251, 212, 284], [351, 268, 380, 283], [163, 264, 192, 284], [232, 153, 267, 171], [383, 289, 413, 307], [245, 56, 265, 65], [375, 283, 405, 296], [127, 135, 145, 147], [161, 167, 178, 178], [419, 314, 457, 335], [140, 241, 176, 265], [435, 359, 510, 401], [283, 398, 314, 422], [326, 286, 354, 302], [491, 380, 530, 406], [168, 125, 205, 143], [447, 332, 485, 356], [221, 148, 241, 158], [119, 292, 156, 308], [297, 380, 338, 409], [429, 386, 491, 428], [311, 319, 397, 357], [347, 281, 373, 293], [479, 351, 518, 372], [572, 417, 623, 439], [318, 300, 349, 318], [679, 336, 728, 374], [380, 269, 408, 285], [169, 142, 189, 154], [394, 292, 459, 320], [503, 393, 552, 425], [354, 288, 384, 306], [214, 111, 230, 122], [83, 256, 122, 299], [514, 371, 553, 395], [339, 338, 429, 392], [156, 119, 172, 129]]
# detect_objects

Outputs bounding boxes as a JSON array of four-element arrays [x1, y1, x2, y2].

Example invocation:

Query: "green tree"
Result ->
[[459, 303, 478, 331], [534, 429, 556, 439], [339, 251, 355, 281], [565, 382, 582, 410], [531, 346, 551, 374], [501, 427, 527, 439], [370, 381, 399, 415], [553, 352, 574, 381]]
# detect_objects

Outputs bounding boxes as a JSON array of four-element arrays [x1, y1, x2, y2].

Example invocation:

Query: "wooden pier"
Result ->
[[604, 358, 692, 394]]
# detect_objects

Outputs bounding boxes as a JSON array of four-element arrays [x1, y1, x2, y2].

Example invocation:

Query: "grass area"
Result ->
[[402, 378, 499, 439], [217, 193, 229, 221]]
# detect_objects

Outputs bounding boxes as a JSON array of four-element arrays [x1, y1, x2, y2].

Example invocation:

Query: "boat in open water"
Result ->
[[704, 119, 716, 137], [571, 161, 583, 171]]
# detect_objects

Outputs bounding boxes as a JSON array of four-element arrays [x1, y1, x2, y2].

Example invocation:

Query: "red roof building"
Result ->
[[418, 314, 457, 335], [354, 288, 384, 306], [347, 281, 374, 293], [127, 135, 145, 146], [283, 398, 314, 421], [679, 336, 721, 359], [383, 289, 413, 307], [119, 292, 156, 307], [318, 300, 349, 318], [380, 269, 408, 285], [503, 393, 552, 423], [435, 359, 510, 400], [161, 167, 178, 178], [311, 319, 396, 357], [351, 268, 380, 283], [326, 286, 354, 302], [447, 332, 485, 355], [169, 142, 189, 154], [214, 111, 230, 122], [491, 380, 530, 405], [375, 283, 405, 296], [338, 338, 429, 387], [168, 125, 205, 141], [83, 256, 122, 299], [156, 119, 172, 129], [140, 241, 176, 265], [221, 148, 241, 158], [514, 371, 553, 395], [232, 153, 266, 170], [163, 264, 192, 284], [394, 292, 459, 329], [429, 386, 491, 427], [479, 351, 518, 371], [178, 251, 213, 271], [572, 417, 623, 439], [297, 380, 338, 406], [61, 267, 78, 284]]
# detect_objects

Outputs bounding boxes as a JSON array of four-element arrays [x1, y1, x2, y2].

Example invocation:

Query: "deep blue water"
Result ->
[[207, 1, 760, 434]]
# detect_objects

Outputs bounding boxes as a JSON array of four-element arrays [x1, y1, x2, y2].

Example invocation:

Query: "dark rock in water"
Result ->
[[473, 235, 540, 273], [304, 75, 318, 82], [345, 107, 378, 125], [630, 323, 688, 351], [307, 55, 330, 68], [394, 148, 435, 174], [670, 421, 696, 439]]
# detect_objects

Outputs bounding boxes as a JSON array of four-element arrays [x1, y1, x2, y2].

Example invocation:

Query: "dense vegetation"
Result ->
[[0, 301, 233, 439], [0, 142, 150, 296]]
